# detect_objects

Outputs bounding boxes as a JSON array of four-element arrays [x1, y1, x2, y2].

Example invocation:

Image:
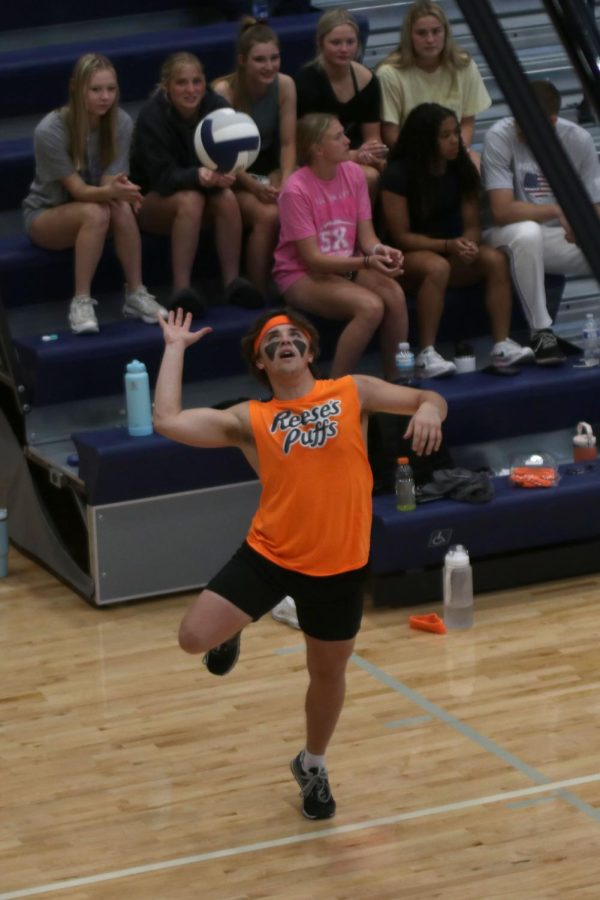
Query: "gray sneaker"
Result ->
[[290, 752, 336, 819], [123, 285, 168, 324], [69, 295, 99, 334]]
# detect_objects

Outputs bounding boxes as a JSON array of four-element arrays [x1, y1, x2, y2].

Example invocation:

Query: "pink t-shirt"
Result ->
[[273, 160, 372, 294]]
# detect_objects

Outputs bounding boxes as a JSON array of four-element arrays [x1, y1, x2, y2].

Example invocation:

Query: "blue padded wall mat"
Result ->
[[370, 464, 600, 575]]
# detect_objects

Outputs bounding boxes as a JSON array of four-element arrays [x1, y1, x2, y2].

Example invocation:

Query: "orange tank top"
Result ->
[[246, 376, 373, 575]]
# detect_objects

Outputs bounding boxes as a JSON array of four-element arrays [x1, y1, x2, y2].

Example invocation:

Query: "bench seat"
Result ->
[[370, 463, 600, 575]]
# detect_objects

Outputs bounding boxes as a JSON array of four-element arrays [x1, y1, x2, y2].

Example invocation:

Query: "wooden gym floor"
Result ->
[[2, 547, 600, 899]]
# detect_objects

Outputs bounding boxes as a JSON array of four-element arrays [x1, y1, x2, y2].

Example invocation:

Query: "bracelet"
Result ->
[[371, 243, 384, 255], [364, 255, 370, 269]]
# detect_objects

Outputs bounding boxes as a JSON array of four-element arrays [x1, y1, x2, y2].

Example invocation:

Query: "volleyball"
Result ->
[[194, 108, 261, 174]]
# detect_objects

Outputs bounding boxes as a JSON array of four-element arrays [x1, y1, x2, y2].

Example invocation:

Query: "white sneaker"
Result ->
[[69, 295, 99, 334], [271, 596, 300, 630], [490, 338, 535, 367], [415, 346, 456, 378], [123, 285, 168, 324]]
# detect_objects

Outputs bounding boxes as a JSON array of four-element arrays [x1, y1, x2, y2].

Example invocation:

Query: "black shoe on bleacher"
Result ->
[[168, 287, 207, 318], [224, 277, 265, 310], [531, 329, 566, 366]]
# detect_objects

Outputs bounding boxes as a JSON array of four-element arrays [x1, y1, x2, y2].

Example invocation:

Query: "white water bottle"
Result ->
[[395, 342, 415, 383], [582, 313, 600, 366], [443, 545, 473, 629]]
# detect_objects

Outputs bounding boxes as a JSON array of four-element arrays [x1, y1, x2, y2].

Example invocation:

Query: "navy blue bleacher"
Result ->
[[2, 0, 207, 30], [14, 306, 257, 405], [10, 277, 564, 405], [370, 463, 600, 577], [72, 429, 256, 505], [0, 138, 31, 212], [69, 364, 600, 506], [0, 15, 328, 119]]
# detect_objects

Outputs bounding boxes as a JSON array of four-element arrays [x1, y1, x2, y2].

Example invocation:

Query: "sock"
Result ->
[[302, 749, 326, 772]]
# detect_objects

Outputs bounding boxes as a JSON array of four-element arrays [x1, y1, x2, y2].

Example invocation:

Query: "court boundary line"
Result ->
[[2, 772, 600, 899], [351, 652, 600, 823]]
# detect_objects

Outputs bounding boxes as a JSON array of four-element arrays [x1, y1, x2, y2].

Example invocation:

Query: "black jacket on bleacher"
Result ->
[[130, 88, 230, 196]]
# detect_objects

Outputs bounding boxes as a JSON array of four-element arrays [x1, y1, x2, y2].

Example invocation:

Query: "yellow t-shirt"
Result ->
[[246, 376, 373, 575], [378, 58, 491, 129]]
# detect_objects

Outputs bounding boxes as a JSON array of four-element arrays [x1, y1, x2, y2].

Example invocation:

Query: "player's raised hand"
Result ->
[[158, 307, 212, 348]]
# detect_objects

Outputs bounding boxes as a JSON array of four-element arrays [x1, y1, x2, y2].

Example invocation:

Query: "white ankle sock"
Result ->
[[302, 749, 326, 771]]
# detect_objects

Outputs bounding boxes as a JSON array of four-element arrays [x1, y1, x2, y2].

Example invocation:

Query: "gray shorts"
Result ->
[[22, 206, 45, 235]]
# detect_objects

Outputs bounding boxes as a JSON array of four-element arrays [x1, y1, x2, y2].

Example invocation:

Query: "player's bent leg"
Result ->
[[179, 588, 252, 675]]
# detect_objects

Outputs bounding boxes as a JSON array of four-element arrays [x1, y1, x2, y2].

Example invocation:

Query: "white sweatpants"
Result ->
[[483, 221, 592, 332]]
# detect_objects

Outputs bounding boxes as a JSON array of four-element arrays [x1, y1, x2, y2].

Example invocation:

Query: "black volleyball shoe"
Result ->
[[290, 752, 336, 820], [203, 632, 241, 676]]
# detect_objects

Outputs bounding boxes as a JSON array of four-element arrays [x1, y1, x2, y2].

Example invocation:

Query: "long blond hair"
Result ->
[[379, 1, 470, 72], [64, 53, 119, 171], [215, 17, 280, 113], [313, 9, 361, 65]]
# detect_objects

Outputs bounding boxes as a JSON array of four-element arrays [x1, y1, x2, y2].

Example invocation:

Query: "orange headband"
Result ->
[[253, 314, 305, 355]]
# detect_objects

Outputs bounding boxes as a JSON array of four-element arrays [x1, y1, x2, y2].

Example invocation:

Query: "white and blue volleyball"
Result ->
[[194, 108, 261, 174]]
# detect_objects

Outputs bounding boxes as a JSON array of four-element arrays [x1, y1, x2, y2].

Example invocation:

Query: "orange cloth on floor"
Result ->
[[246, 376, 373, 575]]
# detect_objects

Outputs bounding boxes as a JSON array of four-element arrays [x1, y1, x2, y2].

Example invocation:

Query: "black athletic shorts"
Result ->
[[205, 541, 367, 642]]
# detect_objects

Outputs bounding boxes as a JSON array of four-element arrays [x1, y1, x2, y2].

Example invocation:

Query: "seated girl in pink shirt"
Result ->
[[273, 114, 407, 379]]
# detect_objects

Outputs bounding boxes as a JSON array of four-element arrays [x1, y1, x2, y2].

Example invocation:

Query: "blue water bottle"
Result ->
[[125, 359, 153, 437], [0, 508, 8, 578]]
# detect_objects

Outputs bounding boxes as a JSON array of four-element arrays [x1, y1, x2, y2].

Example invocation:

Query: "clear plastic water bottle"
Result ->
[[395, 342, 415, 383], [395, 456, 416, 511], [125, 359, 153, 437], [443, 545, 474, 630], [582, 313, 600, 366], [0, 508, 7, 578]]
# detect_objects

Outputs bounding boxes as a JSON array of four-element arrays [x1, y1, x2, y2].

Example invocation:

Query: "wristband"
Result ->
[[371, 243, 384, 255], [364, 255, 370, 269]]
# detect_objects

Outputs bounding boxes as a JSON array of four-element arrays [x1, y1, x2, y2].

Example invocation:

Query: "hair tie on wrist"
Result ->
[[364, 255, 370, 269]]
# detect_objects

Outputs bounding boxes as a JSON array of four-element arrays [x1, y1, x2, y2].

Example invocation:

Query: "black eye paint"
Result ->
[[263, 336, 309, 360], [264, 339, 279, 360]]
